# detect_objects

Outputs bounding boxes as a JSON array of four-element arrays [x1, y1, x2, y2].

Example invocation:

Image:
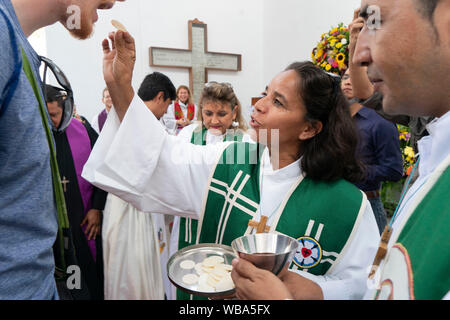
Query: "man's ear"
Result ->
[[298, 120, 323, 141], [156, 91, 165, 102]]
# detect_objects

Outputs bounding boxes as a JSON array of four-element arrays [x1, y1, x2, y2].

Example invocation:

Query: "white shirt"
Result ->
[[82, 95, 380, 300], [364, 111, 450, 300]]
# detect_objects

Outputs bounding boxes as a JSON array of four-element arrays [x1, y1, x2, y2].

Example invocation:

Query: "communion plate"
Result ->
[[167, 243, 237, 297]]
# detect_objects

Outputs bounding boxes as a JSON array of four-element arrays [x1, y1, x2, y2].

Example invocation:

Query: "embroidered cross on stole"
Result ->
[[248, 215, 270, 233]]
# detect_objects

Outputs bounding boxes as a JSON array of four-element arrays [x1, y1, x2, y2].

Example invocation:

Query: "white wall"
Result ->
[[41, 0, 361, 123], [262, 0, 361, 84]]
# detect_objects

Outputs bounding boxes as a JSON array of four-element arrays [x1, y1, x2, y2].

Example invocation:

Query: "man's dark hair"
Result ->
[[137, 72, 176, 102], [415, 0, 441, 40], [45, 85, 65, 107], [415, 0, 440, 20]]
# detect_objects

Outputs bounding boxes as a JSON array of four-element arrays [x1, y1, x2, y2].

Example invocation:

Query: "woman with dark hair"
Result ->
[[84, 61, 379, 300], [261, 61, 365, 182]]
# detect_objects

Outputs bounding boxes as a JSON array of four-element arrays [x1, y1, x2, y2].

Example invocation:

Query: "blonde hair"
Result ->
[[176, 85, 194, 105], [197, 82, 248, 132]]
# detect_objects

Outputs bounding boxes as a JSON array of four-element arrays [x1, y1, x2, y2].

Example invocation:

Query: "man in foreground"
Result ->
[[0, 0, 125, 299]]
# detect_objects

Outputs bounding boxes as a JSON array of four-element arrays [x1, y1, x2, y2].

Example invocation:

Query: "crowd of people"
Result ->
[[0, 0, 448, 301]]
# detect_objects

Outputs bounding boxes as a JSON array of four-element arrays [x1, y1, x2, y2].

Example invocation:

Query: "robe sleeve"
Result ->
[[291, 200, 379, 300], [177, 122, 198, 141], [82, 95, 231, 219]]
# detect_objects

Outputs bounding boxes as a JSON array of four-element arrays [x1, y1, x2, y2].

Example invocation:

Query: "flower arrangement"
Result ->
[[398, 124, 416, 176], [381, 124, 416, 217], [311, 23, 350, 75]]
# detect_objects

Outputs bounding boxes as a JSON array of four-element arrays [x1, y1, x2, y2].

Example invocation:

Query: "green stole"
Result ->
[[176, 127, 243, 300], [179, 142, 365, 300], [21, 50, 71, 279], [198, 142, 365, 273], [375, 156, 450, 300]]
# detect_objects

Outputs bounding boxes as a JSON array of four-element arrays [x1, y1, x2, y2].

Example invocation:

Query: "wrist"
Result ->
[[107, 84, 135, 122]]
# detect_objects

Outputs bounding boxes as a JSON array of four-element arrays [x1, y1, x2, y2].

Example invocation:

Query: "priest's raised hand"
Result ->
[[102, 30, 136, 121]]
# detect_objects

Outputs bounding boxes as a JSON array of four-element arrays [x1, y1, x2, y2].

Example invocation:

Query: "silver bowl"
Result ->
[[231, 233, 299, 275]]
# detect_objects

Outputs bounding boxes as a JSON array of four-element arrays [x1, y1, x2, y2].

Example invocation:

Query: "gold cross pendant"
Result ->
[[248, 215, 270, 233]]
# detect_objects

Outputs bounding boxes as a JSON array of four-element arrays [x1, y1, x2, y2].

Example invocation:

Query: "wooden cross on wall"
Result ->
[[149, 19, 242, 104]]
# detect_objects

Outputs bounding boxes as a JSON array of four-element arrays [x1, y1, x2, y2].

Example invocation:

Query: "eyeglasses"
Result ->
[[40, 56, 74, 132]]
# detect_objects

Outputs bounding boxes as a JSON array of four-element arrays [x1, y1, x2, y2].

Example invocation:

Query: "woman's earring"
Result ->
[[232, 121, 239, 128]]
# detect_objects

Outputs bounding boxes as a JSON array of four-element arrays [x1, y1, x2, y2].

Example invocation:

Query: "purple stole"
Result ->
[[65, 120, 97, 261], [98, 109, 108, 132]]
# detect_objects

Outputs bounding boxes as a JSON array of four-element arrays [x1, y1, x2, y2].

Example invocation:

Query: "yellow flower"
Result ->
[[404, 146, 415, 159], [325, 64, 332, 71], [315, 49, 324, 59], [336, 42, 343, 49], [336, 53, 346, 63]]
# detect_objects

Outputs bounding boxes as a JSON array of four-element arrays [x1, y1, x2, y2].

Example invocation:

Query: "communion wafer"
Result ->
[[182, 273, 199, 285], [209, 256, 225, 264], [192, 256, 235, 292], [215, 274, 234, 292], [211, 267, 228, 279], [194, 262, 204, 275], [217, 263, 233, 272], [202, 255, 224, 267], [180, 259, 195, 270], [111, 19, 127, 32], [198, 274, 215, 292]]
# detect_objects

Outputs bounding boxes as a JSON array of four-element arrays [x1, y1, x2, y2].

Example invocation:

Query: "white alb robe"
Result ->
[[102, 194, 165, 300], [83, 95, 380, 300]]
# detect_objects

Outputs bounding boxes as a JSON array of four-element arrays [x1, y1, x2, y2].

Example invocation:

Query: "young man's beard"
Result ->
[[62, 12, 94, 40]]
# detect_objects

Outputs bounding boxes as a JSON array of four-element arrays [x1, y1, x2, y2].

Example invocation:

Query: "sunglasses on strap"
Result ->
[[40, 56, 74, 132]]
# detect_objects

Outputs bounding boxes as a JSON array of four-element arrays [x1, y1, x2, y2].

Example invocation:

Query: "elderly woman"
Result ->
[[83, 31, 379, 300]]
